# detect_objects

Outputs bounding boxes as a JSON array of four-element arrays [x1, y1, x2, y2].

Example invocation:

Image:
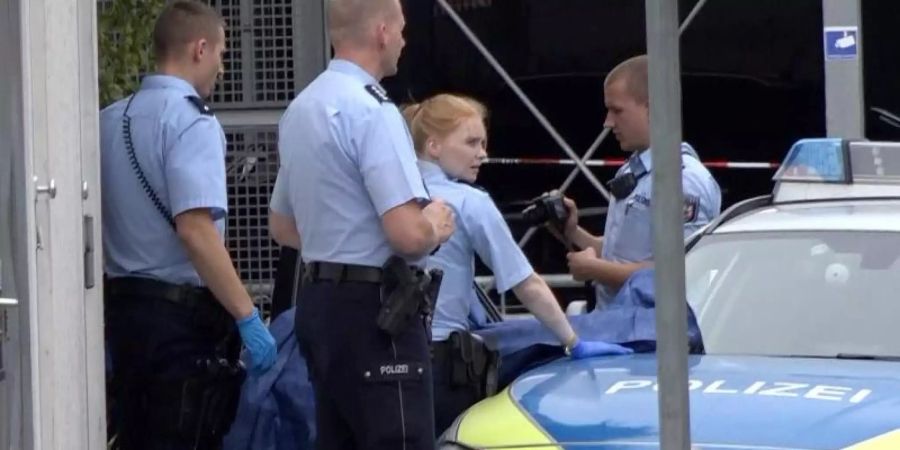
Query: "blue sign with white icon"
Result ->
[[824, 26, 858, 60]]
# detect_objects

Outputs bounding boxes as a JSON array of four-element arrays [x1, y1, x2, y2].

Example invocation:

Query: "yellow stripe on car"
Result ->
[[843, 429, 900, 449], [456, 387, 559, 449]]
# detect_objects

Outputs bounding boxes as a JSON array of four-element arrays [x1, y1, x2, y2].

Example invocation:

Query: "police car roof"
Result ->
[[771, 138, 900, 203], [706, 138, 900, 234], [712, 199, 900, 234]]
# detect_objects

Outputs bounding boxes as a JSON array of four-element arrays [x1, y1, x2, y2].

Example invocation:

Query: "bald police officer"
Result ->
[[268, 0, 455, 448], [564, 55, 722, 307], [100, 2, 276, 448]]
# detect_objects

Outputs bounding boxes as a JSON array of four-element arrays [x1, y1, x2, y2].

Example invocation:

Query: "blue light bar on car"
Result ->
[[773, 138, 848, 183], [772, 139, 900, 203]]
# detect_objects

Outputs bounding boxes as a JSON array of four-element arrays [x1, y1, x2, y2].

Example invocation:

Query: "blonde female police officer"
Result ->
[[402, 94, 634, 433], [268, 0, 455, 448], [100, 2, 276, 448]]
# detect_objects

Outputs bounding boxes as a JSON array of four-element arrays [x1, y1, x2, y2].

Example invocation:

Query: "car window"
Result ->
[[686, 231, 900, 357]]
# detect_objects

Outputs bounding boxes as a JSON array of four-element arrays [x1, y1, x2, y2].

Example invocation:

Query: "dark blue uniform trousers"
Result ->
[[106, 293, 239, 450], [295, 281, 435, 450]]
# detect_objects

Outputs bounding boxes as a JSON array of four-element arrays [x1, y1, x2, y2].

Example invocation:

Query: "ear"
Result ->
[[376, 22, 389, 48], [425, 137, 441, 159], [193, 38, 209, 62]]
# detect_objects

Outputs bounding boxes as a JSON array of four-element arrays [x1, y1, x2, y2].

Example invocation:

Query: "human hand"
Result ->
[[569, 340, 634, 359], [566, 247, 598, 282], [424, 198, 455, 243], [236, 307, 277, 375]]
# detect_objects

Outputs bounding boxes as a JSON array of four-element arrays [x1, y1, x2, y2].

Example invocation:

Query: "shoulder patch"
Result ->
[[184, 95, 214, 116], [365, 84, 392, 104]]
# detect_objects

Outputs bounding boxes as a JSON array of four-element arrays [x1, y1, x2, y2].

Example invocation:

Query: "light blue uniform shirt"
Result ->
[[597, 143, 721, 304], [419, 161, 533, 341], [270, 59, 429, 267], [100, 75, 228, 286]]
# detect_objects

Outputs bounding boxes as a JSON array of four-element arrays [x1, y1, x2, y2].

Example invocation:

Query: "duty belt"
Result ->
[[303, 261, 385, 284], [105, 276, 214, 308]]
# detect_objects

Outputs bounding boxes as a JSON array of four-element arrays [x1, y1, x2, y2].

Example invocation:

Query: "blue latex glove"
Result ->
[[236, 307, 277, 374], [570, 340, 634, 359]]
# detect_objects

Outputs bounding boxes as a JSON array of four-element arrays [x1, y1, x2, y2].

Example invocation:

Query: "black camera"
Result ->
[[521, 192, 569, 227]]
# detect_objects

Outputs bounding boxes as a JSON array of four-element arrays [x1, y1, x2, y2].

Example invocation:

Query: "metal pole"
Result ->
[[646, 0, 691, 448], [435, 0, 612, 200], [679, 0, 710, 34], [823, 0, 865, 138]]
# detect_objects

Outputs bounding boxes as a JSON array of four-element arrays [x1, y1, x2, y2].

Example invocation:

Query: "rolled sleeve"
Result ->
[[465, 194, 533, 292], [165, 118, 228, 219], [358, 109, 429, 216]]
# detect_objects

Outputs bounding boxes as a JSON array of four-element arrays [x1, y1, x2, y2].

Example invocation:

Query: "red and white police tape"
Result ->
[[483, 157, 780, 170]]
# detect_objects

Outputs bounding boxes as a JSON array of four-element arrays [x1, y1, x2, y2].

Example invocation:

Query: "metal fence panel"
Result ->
[[224, 125, 281, 313], [251, 0, 295, 104], [210, 0, 246, 105], [208, 0, 296, 108]]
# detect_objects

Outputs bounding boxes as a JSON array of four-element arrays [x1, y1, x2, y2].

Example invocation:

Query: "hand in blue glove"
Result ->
[[236, 307, 277, 374], [569, 340, 634, 359]]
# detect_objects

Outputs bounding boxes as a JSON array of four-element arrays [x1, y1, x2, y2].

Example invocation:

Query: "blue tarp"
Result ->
[[223, 310, 316, 450], [223, 268, 703, 449], [474, 268, 704, 387]]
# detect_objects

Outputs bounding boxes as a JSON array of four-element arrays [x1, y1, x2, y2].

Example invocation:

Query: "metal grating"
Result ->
[[209, 0, 245, 105], [99, 0, 304, 108], [224, 126, 282, 315], [251, 0, 296, 104]]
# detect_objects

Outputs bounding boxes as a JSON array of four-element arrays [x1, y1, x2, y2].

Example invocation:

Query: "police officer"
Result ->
[[402, 94, 635, 433], [100, 2, 277, 448], [564, 55, 722, 306], [267, 0, 456, 448]]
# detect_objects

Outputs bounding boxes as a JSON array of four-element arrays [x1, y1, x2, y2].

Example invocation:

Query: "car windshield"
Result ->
[[686, 230, 900, 357]]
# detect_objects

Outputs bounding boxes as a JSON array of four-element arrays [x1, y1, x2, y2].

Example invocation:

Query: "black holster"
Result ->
[[446, 331, 499, 399], [144, 338, 246, 446], [377, 256, 443, 336]]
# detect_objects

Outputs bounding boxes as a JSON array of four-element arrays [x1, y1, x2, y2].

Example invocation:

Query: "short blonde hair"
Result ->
[[402, 94, 488, 154], [605, 54, 649, 104], [327, 0, 399, 46]]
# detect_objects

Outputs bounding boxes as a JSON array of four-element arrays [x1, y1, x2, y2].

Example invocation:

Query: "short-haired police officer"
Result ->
[[268, 0, 456, 449], [100, 2, 276, 448], [564, 55, 722, 307]]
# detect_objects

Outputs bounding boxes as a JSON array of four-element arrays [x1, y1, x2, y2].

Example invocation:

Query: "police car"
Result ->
[[438, 138, 900, 449]]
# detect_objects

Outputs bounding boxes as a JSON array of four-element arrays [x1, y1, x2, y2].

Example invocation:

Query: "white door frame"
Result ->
[[3, 0, 106, 448]]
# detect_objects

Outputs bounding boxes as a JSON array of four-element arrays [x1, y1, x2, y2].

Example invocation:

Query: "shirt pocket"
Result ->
[[614, 199, 653, 262]]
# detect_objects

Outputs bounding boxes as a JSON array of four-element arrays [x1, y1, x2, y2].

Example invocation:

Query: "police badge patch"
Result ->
[[684, 195, 700, 222]]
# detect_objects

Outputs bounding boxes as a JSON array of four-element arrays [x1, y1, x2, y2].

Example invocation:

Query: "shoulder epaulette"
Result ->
[[365, 85, 392, 104], [185, 95, 214, 116]]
